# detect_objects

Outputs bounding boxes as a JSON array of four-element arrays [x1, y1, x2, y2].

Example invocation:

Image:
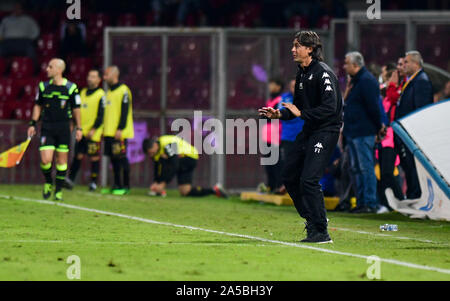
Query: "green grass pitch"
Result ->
[[0, 184, 449, 281]]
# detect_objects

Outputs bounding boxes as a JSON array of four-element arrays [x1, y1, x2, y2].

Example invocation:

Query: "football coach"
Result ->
[[259, 31, 343, 243]]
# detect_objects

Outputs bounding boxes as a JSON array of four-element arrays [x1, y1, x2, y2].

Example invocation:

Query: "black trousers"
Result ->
[[282, 130, 339, 232], [378, 146, 404, 207], [394, 134, 421, 199]]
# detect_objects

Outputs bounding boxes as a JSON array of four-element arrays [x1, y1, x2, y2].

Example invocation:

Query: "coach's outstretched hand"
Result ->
[[258, 107, 281, 119]]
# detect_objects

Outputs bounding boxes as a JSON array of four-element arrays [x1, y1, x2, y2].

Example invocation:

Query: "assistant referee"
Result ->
[[259, 31, 343, 243], [27, 58, 82, 201]]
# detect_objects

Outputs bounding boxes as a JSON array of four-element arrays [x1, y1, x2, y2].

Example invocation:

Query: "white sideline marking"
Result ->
[[0, 239, 274, 247], [333, 227, 449, 246], [76, 191, 450, 246], [2, 194, 450, 275]]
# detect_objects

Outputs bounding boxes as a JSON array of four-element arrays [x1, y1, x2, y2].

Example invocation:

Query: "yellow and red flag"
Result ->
[[0, 138, 31, 168]]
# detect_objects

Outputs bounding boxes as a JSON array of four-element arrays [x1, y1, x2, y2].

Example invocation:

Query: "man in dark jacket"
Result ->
[[394, 50, 433, 199], [259, 31, 342, 243], [343, 51, 385, 213]]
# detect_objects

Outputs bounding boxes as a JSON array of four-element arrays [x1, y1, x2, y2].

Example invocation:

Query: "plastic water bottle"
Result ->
[[379, 224, 398, 231]]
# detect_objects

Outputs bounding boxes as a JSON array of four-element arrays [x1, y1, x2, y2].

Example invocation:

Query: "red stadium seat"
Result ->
[[68, 73, 87, 88], [86, 13, 110, 42], [0, 58, 7, 76], [10, 57, 34, 79], [69, 57, 93, 78], [117, 13, 138, 26], [288, 16, 309, 30], [87, 13, 110, 31], [0, 79, 21, 102], [18, 78, 39, 103], [38, 57, 52, 81], [37, 33, 58, 57], [13, 101, 34, 120], [231, 12, 253, 28], [0, 102, 13, 119], [317, 15, 331, 30], [145, 12, 156, 26]]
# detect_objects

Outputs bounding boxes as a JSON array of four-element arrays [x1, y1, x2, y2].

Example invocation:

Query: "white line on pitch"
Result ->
[[2, 194, 450, 275], [75, 191, 450, 246], [0, 239, 275, 247], [332, 227, 449, 246]]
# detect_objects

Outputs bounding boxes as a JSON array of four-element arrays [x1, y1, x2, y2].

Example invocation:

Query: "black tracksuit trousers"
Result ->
[[282, 130, 340, 232]]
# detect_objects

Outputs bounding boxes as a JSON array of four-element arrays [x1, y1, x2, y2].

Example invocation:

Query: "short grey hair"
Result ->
[[405, 50, 424, 67], [345, 51, 365, 67]]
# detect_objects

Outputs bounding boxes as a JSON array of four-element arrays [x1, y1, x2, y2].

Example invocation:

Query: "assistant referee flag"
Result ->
[[0, 138, 31, 168]]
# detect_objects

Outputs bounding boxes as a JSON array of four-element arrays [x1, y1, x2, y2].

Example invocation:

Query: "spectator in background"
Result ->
[[0, 2, 39, 60], [377, 63, 405, 210], [380, 62, 397, 96], [434, 80, 450, 102], [396, 57, 407, 84], [343, 51, 385, 213], [276, 79, 304, 194], [60, 20, 87, 60], [260, 78, 283, 193], [394, 50, 433, 199]]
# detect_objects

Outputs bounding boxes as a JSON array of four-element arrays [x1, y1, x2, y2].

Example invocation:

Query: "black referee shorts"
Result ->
[[39, 123, 71, 153]]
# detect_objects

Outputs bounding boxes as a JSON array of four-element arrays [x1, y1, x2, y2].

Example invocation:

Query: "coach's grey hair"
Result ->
[[405, 50, 424, 67], [345, 51, 365, 67]]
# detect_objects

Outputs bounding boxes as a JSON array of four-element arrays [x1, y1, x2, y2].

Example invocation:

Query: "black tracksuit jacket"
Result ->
[[280, 59, 343, 133]]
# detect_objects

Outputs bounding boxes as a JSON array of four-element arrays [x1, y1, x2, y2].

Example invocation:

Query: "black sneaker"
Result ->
[[334, 200, 351, 212], [300, 221, 315, 241], [300, 230, 333, 244], [351, 205, 377, 214]]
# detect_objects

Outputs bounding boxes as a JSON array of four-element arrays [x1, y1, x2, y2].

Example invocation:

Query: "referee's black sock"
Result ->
[[90, 160, 100, 184], [111, 158, 122, 188], [187, 186, 215, 197], [121, 157, 130, 189], [69, 158, 81, 182], [40, 162, 53, 184], [55, 164, 68, 192]]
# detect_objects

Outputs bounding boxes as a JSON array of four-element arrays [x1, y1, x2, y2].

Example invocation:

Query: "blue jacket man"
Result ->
[[343, 52, 384, 213], [343, 66, 382, 139], [394, 51, 433, 199]]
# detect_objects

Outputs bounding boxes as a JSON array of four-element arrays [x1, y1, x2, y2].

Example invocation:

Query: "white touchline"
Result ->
[[333, 227, 449, 246], [0, 239, 275, 247], [1, 194, 450, 275], [75, 191, 450, 246]]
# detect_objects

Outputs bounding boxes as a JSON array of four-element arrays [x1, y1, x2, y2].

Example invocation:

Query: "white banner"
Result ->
[[386, 157, 450, 221]]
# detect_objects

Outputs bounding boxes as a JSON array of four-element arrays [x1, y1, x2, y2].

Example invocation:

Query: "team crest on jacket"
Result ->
[[314, 142, 323, 153]]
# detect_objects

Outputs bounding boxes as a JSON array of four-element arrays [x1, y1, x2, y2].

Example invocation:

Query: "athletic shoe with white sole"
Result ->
[[300, 231, 333, 244], [148, 190, 167, 197], [88, 182, 97, 191], [376, 205, 390, 214], [213, 183, 228, 198]]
